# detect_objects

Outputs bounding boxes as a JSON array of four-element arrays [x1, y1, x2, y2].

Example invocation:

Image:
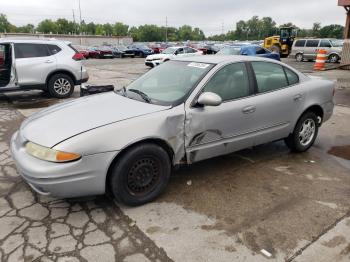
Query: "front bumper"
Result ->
[[10, 131, 118, 198], [145, 60, 163, 67]]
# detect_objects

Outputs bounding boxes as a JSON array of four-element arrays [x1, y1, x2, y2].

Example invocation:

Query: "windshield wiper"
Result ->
[[128, 89, 151, 103]]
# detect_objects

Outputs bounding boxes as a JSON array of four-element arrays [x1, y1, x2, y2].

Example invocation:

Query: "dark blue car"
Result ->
[[217, 44, 280, 61], [127, 44, 154, 58]]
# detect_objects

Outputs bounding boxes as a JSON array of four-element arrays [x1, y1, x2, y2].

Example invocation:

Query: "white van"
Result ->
[[290, 39, 343, 63]]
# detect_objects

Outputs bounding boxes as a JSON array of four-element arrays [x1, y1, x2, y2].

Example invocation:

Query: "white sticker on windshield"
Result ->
[[187, 62, 210, 69]]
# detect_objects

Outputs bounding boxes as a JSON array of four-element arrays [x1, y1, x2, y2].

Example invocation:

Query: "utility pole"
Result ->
[[78, 0, 82, 34], [72, 9, 77, 35], [165, 16, 168, 43], [221, 22, 224, 35], [338, 0, 350, 69]]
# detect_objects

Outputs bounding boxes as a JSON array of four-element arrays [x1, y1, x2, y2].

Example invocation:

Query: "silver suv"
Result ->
[[290, 39, 343, 63], [0, 39, 89, 98]]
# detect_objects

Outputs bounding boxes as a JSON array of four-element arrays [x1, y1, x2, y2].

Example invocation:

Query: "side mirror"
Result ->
[[197, 92, 222, 107]]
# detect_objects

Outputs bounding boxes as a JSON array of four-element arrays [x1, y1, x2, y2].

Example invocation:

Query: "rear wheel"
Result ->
[[329, 54, 339, 63], [110, 143, 171, 206], [47, 73, 74, 98], [284, 112, 319, 152]]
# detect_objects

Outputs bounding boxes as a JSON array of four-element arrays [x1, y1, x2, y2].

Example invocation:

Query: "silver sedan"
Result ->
[[11, 56, 335, 206]]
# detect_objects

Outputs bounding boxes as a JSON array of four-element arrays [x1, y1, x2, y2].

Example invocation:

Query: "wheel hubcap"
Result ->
[[53, 78, 72, 95], [330, 55, 337, 63], [127, 157, 160, 196], [299, 119, 316, 146]]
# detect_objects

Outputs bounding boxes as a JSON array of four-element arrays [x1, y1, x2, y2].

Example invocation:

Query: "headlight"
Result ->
[[25, 142, 81, 163]]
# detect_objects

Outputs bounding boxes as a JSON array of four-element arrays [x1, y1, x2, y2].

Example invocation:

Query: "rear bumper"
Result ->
[[10, 131, 118, 198]]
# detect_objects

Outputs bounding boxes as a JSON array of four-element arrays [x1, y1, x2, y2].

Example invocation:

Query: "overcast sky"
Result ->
[[0, 0, 346, 35]]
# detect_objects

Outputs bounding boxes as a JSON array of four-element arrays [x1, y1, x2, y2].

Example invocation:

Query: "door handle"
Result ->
[[45, 60, 54, 63], [242, 106, 256, 114], [293, 94, 303, 101]]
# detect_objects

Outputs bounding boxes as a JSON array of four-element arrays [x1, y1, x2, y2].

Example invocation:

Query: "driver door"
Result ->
[[0, 43, 17, 89], [184, 62, 256, 163]]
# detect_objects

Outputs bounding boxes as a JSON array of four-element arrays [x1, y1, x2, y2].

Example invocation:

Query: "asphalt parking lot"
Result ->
[[0, 57, 350, 262]]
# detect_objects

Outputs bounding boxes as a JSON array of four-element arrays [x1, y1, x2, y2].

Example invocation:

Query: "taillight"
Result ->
[[72, 53, 84, 61]]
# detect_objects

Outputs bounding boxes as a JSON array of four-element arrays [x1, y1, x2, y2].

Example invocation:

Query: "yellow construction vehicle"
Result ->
[[263, 27, 297, 57]]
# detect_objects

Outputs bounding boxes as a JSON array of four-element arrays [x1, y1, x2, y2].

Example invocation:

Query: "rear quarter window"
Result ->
[[47, 44, 62, 55], [284, 67, 299, 85]]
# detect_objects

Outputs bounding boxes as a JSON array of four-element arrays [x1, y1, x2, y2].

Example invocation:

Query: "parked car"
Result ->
[[88, 46, 114, 59], [116, 46, 135, 58], [145, 46, 203, 67], [73, 45, 90, 59], [290, 39, 343, 63], [11, 56, 334, 206], [217, 44, 281, 61], [0, 39, 88, 98], [128, 44, 154, 57]]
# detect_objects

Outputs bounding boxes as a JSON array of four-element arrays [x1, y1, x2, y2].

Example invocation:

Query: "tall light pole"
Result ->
[[78, 0, 82, 34], [165, 16, 168, 43]]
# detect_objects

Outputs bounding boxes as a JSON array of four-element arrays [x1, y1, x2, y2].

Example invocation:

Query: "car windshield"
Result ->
[[124, 61, 214, 106], [330, 40, 343, 47], [161, 47, 176, 54], [217, 47, 241, 55]]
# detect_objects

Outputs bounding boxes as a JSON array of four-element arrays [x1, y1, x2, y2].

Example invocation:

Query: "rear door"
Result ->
[[248, 61, 305, 145], [14, 43, 57, 86]]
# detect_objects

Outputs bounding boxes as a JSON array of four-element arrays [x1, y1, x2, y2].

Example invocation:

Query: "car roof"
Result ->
[[0, 38, 66, 45], [173, 55, 275, 64]]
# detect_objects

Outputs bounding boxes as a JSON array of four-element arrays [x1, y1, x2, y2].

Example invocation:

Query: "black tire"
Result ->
[[284, 111, 319, 152], [47, 73, 75, 99], [131, 55, 135, 58], [328, 54, 339, 63], [110, 143, 171, 206], [295, 53, 304, 62]]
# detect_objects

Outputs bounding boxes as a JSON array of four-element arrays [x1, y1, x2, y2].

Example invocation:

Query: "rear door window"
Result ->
[[14, 43, 50, 59], [251, 62, 288, 93], [295, 40, 306, 47], [305, 40, 319, 48]]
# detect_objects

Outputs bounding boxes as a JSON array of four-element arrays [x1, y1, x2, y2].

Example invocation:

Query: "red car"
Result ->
[[73, 45, 90, 59], [88, 46, 114, 59]]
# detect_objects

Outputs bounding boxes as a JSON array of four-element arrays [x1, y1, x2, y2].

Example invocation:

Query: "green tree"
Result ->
[[178, 25, 193, 41], [113, 22, 128, 36], [0, 14, 12, 33], [16, 24, 35, 33], [319, 24, 344, 39], [37, 19, 58, 33], [312, 22, 321, 37]]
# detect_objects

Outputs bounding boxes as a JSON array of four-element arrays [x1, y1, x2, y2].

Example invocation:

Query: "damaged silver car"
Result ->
[[11, 56, 334, 206]]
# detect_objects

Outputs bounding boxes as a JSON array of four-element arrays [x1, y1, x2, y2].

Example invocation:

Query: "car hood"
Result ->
[[21, 92, 170, 148]]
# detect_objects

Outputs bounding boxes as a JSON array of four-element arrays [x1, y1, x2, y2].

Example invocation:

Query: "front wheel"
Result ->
[[295, 53, 304, 62], [110, 144, 171, 206], [47, 74, 74, 98], [284, 112, 319, 152]]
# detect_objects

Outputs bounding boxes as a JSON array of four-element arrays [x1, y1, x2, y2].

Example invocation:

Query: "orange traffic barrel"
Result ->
[[314, 49, 327, 71]]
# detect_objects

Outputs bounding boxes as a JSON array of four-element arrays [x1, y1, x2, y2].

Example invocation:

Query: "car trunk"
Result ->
[[0, 43, 12, 88]]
